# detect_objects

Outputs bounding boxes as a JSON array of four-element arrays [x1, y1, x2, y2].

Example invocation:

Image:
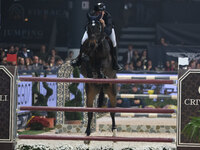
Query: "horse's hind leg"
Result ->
[[85, 84, 98, 136], [107, 85, 117, 136]]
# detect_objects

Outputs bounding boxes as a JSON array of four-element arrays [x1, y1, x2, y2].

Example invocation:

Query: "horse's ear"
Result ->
[[87, 13, 96, 21], [87, 13, 91, 20]]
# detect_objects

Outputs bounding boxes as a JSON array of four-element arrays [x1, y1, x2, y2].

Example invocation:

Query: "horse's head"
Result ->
[[86, 13, 104, 49]]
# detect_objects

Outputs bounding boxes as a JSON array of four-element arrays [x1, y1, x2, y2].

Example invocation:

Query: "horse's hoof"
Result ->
[[112, 128, 117, 137], [85, 130, 91, 136], [84, 140, 90, 145]]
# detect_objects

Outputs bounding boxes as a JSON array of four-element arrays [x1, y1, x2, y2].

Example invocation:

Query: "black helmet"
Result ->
[[94, 3, 106, 11]]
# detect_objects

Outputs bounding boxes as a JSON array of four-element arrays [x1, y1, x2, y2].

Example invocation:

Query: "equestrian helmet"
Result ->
[[94, 3, 106, 11]]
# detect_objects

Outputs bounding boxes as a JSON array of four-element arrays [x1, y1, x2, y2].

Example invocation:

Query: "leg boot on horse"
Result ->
[[107, 85, 117, 137]]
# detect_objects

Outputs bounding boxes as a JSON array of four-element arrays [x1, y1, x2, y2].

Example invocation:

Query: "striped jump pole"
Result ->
[[19, 77, 175, 84], [117, 94, 177, 100], [115, 113, 176, 118], [117, 76, 177, 80], [18, 135, 175, 143], [19, 106, 176, 113]]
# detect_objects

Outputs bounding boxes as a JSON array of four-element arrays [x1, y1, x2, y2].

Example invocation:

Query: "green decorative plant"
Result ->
[[65, 67, 83, 121], [32, 72, 54, 117], [182, 116, 200, 142]]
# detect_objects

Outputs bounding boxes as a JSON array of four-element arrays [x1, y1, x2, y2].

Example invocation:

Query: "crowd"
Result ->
[[188, 59, 200, 69], [108, 84, 145, 108], [0, 43, 185, 72], [0, 44, 73, 71], [123, 44, 178, 72]]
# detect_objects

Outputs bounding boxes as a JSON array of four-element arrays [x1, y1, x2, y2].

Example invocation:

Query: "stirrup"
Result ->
[[113, 64, 123, 71]]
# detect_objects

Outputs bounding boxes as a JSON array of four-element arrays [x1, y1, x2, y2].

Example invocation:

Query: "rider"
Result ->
[[71, 2, 122, 71]]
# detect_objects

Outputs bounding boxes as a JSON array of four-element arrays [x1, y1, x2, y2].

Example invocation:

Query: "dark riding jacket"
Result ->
[[89, 11, 113, 36]]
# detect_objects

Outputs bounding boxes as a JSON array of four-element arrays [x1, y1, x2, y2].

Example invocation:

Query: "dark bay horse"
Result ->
[[80, 14, 117, 138]]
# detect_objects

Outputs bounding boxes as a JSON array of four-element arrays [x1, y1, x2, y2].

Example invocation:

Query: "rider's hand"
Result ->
[[100, 19, 105, 28]]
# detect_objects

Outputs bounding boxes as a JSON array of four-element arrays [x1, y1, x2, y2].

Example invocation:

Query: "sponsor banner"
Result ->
[[177, 69, 200, 149]]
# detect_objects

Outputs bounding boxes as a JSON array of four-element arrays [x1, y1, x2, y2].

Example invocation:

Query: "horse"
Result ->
[[80, 14, 117, 140]]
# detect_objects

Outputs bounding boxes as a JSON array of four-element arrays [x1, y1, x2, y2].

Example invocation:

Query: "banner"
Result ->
[[177, 69, 200, 149]]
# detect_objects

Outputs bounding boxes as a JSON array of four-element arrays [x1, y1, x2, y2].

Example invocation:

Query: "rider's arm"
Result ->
[[103, 12, 113, 36]]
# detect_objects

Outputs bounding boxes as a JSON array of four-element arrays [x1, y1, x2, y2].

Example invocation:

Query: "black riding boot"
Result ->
[[70, 45, 83, 67], [111, 47, 122, 71]]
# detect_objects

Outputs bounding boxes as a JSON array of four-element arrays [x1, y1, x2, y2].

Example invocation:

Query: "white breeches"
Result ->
[[81, 28, 117, 47]]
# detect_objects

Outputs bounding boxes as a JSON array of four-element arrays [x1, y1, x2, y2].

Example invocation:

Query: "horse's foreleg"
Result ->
[[86, 112, 93, 136], [107, 87, 117, 135], [85, 84, 97, 136], [110, 112, 117, 137]]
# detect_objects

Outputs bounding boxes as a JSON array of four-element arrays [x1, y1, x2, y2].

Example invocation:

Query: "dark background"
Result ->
[[1, 0, 200, 47], [1, 0, 200, 64]]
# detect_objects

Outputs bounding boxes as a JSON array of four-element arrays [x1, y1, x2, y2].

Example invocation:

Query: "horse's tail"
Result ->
[[97, 87, 106, 108]]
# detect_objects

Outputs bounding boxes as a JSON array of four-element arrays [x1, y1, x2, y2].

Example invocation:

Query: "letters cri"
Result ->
[[184, 99, 200, 105]]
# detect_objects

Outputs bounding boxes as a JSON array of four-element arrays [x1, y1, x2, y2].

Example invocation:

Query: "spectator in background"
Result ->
[[170, 60, 177, 71], [146, 60, 154, 71], [196, 61, 200, 69], [32, 56, 43, 70], [25, 57, 32, 66], [25, 58, 32, 70], [132, 50, 140, 66], [130, 85, 145, 108], [160, 37, 168, 46], [124, 63, 134, 71], [7, 45, 16, 54], [1, 57, 7, 65], [14, 45, 20, 56], [18, 57, 27, 70], [0, 48, 6, 63], [48, 56, 57, 70], [65, 51, 74, 61], [48, 48, 61, 63], [135, 59, 143, 70], [18, 45, 33, 59], [37, 44, 48, 63], [188, 60, 196, 69], [165, 61, 171, 71], [10, 61, 17, 66], [140, 49, 148, 68], [116, 84, 130, 108], [125, 45, 134, 64], [56, 58, 63, 67]]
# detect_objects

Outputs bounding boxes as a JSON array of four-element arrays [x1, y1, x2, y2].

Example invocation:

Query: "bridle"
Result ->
[[86, 17, 105, 50]]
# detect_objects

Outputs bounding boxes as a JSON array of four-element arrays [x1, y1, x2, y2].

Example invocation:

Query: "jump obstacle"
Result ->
[[115, 113, 176, 118], [19, 77, 175, 84], [18, 135, 174, 143], [19, 106, 175, 143], [117, 75, 177, 80], [18, 76, 176, 143], [117, 94, 177, 100], [0, 65, 177, 150], [19, 106, 176, 113]]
